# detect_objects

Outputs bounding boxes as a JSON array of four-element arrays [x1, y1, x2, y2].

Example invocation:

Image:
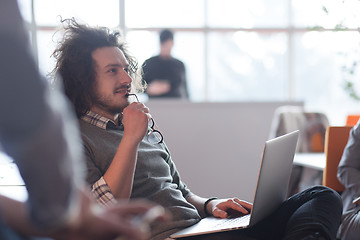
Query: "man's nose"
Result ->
[[119, 70, 132, 84]]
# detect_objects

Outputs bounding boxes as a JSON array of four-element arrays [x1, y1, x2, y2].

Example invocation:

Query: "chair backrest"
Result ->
[[346, 114, 360, 126], [322, 126, 352, 192], [269, 106, 329, 153]]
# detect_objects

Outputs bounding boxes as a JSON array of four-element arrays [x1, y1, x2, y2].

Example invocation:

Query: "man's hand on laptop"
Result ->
[[207, 198, 252, 218]]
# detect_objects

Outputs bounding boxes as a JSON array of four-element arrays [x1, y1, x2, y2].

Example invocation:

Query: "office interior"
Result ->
[[3, 0, 360, 201]]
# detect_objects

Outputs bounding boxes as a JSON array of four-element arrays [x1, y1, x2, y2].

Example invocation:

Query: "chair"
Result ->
[[269, 106, 329, 196], [345, 114, 360, 126], [269, 106, 329, 153], [322, 126, 352, 193]]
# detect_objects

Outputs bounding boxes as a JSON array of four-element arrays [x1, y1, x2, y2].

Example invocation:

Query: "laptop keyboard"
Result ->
[[212, 214, 251, 228]]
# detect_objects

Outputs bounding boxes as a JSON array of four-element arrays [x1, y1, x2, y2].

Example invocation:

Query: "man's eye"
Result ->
[[109, 68, 117, 73], [124, 68, 130, 73]]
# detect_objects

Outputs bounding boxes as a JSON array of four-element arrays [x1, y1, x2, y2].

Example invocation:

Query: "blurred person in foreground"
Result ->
[[142, 29, 189, 99], [0, 1, 166, 240], [337, 120, 360, 240], [52, 18, 343, 240]]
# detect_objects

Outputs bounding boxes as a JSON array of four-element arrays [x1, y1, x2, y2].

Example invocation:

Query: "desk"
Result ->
[[293, 153, 326, 191], [293, 153, 326, 171]]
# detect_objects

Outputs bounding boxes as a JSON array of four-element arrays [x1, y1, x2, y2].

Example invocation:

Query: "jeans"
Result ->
[[178, 186, 343, 240]]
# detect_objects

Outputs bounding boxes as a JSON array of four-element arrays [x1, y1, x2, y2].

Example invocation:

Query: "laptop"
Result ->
[[170, 130, 299, 238]]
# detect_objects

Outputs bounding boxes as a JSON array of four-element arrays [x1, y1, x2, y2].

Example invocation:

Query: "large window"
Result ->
[[18, 0, 360, 124]]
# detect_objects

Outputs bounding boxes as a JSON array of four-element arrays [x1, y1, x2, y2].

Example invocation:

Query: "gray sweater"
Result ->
[[79, 120, 200, 240]]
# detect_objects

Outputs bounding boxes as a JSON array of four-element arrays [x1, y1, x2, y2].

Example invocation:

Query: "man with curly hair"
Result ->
[[52, 18, 343, 240]]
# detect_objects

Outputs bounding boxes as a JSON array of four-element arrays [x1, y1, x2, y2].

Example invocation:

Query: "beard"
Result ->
[[92, 93, 130, 115]]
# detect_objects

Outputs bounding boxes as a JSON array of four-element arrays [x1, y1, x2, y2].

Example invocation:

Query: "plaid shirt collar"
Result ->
[[81, 111, 120, 130]]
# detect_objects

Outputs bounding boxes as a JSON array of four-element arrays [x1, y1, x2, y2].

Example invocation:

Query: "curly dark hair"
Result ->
[[51, 18, 144, 118]]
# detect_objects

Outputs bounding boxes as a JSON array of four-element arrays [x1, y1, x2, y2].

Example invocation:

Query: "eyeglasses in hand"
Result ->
[[127, 94, 164, 144]]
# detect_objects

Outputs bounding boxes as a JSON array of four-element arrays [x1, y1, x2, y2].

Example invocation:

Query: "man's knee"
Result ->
[[306, 186, 342, 206]]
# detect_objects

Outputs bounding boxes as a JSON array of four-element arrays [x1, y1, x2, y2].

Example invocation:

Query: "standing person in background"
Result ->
[[337, 120, 360, 240], [142, 29, 189, 99], [0, 1, 166, 240]]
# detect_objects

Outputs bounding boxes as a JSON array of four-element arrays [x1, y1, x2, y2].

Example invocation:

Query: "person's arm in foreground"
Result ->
[[0, 0, 80, 230], [0, 190, 164, 240]]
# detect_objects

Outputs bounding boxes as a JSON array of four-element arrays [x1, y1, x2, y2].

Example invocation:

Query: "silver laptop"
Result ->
[[171, 130, 299, 238]]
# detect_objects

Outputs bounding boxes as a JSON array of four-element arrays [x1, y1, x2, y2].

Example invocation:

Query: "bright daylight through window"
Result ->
[[18, 0, 360, 124]]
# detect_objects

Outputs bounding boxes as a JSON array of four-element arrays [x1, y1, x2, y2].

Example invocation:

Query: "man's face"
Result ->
[[90, 46, 132, 119]]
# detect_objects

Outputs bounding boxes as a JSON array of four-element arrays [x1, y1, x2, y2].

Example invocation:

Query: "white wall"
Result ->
[[146, 100, 303, 202]]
